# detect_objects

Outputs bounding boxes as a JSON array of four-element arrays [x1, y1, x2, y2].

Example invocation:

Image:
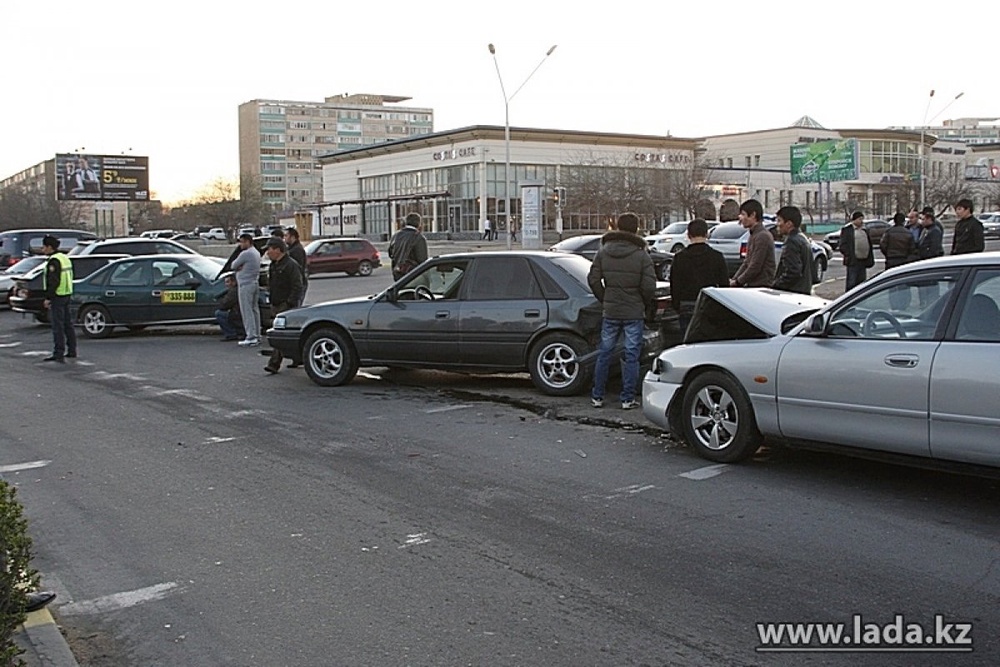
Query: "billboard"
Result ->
[[56, 154, 149, 201], [790, 139, 859, 184]]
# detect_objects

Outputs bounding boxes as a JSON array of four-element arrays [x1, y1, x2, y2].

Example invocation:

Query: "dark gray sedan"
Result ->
[[267, 251, 669, 395]]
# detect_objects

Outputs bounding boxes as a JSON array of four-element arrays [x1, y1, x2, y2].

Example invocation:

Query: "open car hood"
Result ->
[[686, 287, 828, 343]]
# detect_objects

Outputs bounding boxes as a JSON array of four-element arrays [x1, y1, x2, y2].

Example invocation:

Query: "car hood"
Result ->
[[687, 287, 828, 343]]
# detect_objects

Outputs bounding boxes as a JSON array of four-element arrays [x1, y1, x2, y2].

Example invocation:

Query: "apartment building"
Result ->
[[238, 93, 434, 213]]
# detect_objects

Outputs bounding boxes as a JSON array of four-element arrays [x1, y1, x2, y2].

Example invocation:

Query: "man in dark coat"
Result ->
[[951, 198, 984, 255], [771, 206, 813, 295], [669, 218, 728, 333], [730, 199, 775, 287], [587, 212, 656, 410], [879, 212, 917, 269], [388, 213, 428, 280], [840, 211, 875, 292], [284, 227, 309, 305], [263, 238, 304, 374], [214, 273, 243, 341], [917, 207, 945, 260]]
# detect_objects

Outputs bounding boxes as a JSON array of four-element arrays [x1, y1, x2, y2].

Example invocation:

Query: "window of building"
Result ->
[[754, 155, 761, 166]]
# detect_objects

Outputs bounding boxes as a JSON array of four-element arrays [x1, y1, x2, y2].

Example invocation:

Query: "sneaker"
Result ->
[[238, 339, 260, 347], [621, 399, 640, 410], [591, 397, 603, 408]]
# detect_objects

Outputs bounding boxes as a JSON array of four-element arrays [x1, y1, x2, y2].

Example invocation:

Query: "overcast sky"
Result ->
[[2, 1, 993, 204]]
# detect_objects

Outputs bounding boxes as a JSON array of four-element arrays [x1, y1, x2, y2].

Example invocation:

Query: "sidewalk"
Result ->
[[13, 608, 79, 667]]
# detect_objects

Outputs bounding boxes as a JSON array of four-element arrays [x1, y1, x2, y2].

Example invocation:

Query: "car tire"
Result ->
[[670, 243, 685, 253], [357, 260, 373, 277], [812, 256, 827, 284], [680, 370, 762, 463], [658, 262, 670, 281], [303, 327, 359, 387], [79, 304, 114, 339], [527, 333, 591, 396]]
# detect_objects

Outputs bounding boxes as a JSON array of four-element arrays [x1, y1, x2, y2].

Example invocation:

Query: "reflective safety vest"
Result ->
[[42, 253, 74, 296]]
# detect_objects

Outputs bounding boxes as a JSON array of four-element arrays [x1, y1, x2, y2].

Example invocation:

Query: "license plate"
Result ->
[[161, 290, 196, 304]]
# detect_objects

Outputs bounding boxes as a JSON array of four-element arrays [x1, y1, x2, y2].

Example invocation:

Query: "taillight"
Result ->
[[739, 240, 748, 259]]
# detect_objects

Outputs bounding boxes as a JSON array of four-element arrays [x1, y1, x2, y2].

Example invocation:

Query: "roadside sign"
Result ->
[[790, 139, 859, 184]]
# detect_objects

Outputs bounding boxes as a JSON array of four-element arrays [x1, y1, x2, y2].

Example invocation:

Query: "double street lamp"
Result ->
[[488, 43, 557, 249], [919, 89, 964, 207]]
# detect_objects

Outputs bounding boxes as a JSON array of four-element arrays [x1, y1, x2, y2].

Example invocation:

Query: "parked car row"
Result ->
[[547, 234, 673, 280], [707, 221, 831, 284]]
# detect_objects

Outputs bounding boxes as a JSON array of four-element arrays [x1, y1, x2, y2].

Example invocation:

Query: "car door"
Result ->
[[312, 241, 342, 274], [363, 259, 466, 364], [774, 268, 962, 457], [459, 256, 549, 367], [101, 258, 153, 323], [149, 258, 207, 321], [928, 268, 1000, 466]]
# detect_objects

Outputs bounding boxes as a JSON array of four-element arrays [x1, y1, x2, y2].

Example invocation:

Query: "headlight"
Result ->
[[273, 315, 286, 329], [651, 356, 669, 375]]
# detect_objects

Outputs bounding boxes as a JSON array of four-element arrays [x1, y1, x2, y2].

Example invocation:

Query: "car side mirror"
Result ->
[[802, 312, 828, 336]]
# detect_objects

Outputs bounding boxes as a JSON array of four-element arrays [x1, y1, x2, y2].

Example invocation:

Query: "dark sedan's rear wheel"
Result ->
[[812, 256, 827, 284], [303, 327, 359, 387], [79, 304, 113, 339], [680, 370, 762, 463], [658, 262, 670, 281], [357, 260, 373, 277], [528, 333, 590, 396]]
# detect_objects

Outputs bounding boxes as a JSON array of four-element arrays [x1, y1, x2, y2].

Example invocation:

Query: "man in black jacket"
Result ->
[[214, 273, 243, 341], [879, 212, 917, 269], [840, 211, 875, 292], [284, 227, 309, 305], [587, 212, 656, 410], [388, 213, 428, 280], [263, 238, 304, 374], [917, 207, 945, 260], [669, 218, 728, 333], [771, 206, 813, 295], [951, 198, 984, 255]]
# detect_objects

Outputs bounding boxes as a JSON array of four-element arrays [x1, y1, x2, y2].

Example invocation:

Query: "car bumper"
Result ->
[[266, 328, 302, 358], [641, 371, 683, 432]]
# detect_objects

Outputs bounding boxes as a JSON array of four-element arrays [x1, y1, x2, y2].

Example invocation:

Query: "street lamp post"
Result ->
[[488, 43, 557, 250], [919, 90, 964, 208]]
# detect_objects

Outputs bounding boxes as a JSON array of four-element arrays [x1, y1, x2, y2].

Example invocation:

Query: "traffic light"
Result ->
[[552, 187, 560, 206], [553, 186, 566, 207]]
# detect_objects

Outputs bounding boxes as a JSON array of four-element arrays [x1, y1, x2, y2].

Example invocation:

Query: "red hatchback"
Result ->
[[304, 237, 381, 277]]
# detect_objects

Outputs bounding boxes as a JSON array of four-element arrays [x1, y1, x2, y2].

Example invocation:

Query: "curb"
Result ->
[[14, 608, 79, 667]]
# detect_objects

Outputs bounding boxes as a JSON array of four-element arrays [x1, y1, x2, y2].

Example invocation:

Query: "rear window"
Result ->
[[708, 223, 746, 240]]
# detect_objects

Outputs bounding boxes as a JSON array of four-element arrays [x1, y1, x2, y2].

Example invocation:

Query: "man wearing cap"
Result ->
[[388, 213, 428, 281], [263, 238, 303, 374], [840, 211, 875, 292], [40, 235, 77, 362], [231, 233, 262, 347]]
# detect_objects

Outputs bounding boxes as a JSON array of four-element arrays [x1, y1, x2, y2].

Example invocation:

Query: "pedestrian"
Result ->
[[263, 238, 304, 374], [39, 235, 77, 362], [905, 208, 922, 243], [284, 227, 309, 305], [231, 232, 262, 347], [771, 205, 813, 295], [388, 212, 428, 281], [879, 212, 918, 269], [510, 220, 517, 243], [840, 211, 875, 292], [669, 218, 728, 334], [214, 273, 243, 341], [729, 199, 775, 287], [588, 212, 656, 410], [951, 198, 985, 255], [482, 219, 492, 241], [917, 206, 945, 260]]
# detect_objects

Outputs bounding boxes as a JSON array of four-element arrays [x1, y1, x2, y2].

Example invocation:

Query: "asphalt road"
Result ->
[[2, 248, 1000, 665]]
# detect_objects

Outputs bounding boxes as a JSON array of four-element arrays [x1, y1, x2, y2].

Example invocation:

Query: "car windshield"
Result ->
[[709, 223, 746, 240], [180, 256, 229, 281], [660, 222, 688, 234], [3, 256, 47, 275]]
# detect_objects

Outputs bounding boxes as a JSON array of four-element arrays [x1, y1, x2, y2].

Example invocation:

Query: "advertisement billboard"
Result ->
[[789, 139, 859, 184], [55, 154, 150, 201]]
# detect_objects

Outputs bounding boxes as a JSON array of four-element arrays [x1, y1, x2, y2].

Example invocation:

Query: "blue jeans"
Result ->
[[49, 295, 77, 358], [215, 309, 242, 339], [845, 265, 867, 292], [591, 318, 644, 403]]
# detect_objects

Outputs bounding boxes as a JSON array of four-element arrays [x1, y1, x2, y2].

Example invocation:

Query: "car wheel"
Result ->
[[357, 260, 373, 277], [680, 370, 762, 462], [658, 262, 670, 281], [79, 304, 114, 339], [528, 333, 590, 396], [670, 243, 685, 253], [303, 327, 359, 387], [812, 256, 826, 284]]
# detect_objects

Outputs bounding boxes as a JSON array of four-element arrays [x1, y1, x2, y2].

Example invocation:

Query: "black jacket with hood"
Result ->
[[587, 231, 656, 320]]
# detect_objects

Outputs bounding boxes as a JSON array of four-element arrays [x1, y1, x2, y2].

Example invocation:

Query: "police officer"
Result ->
[[40, 235, 77, 362]]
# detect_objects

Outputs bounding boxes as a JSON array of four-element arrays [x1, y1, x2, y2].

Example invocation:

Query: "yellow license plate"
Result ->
[[161, 290, 196, 304]]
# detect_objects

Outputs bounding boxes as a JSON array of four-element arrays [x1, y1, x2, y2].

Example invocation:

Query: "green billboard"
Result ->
[[790, 139, 859, 184]]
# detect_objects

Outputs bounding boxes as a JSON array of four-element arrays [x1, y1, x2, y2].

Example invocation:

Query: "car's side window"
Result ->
[[954, 270, 1000, 342], [827, 271, 960, 339], [397, 261, 467, 300], [321, 242, 341, 256], [153, 260, 192, 286], [108, 261, 150, 287], [466, 257, 542, 300]]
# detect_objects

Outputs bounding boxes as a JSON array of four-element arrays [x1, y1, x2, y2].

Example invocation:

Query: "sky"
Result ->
[[2, 1, 994, 205]]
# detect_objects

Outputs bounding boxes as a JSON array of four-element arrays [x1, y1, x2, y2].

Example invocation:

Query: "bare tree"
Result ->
[[925, 169, 977, 217], [165, 174, 269, 237], [665, 154, 719, 220], [0, 184, 90, 230]]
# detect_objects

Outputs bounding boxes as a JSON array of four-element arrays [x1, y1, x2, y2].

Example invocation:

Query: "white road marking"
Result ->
[[679, 464, 730, 480], [423, 404, 473, 414], [204, 436, 237, 444], [604, 484, 655, 499], [58, 582, 181, 616], [0, 460, 52, 473], [0, 342, 23, 348], [22, 351, 48, 357], [399, 532, 432, 549], [87, 371, 147, 382]]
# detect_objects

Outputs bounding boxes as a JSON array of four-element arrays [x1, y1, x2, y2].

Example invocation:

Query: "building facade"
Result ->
[[238, 93, 434, 214]]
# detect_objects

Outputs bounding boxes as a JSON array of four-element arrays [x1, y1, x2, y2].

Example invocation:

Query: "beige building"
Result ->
[[238, 93, 434, 214]]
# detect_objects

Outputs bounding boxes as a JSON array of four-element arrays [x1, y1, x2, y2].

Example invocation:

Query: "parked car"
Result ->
[[199, 228, 228, 241], [68, 237, 198, 257], [548, 234, 673, 281], [645, 221, 719, 254], [267, 251, 673, 396], [304, 238, 381, 277], [139, 229, 181, 239], [9, 254, 128, 321], [707, 221, 828, 284], [0, 228, 98, 268], [1, 256, 48, 306], [71, 254, 270, 338], [643, 251, 1000, 468], [823, 219, 890, 251], [978, 212, 1000, 239]]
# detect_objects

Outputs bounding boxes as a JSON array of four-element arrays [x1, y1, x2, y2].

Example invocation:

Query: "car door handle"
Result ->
[[885, 354, 919, 368], [151, 290, 162, 297], [524, 309, 540, 318], [104, 290, 116, 297], [435, 311, 450, 319]]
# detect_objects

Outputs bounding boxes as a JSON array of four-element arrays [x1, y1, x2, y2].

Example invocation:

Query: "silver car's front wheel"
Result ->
[[681, 371, 761, 462]]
